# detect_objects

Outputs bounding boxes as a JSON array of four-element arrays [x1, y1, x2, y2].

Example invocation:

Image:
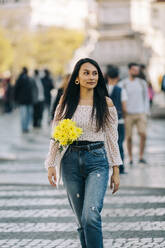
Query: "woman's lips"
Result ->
[[87, 82, 96, 85]]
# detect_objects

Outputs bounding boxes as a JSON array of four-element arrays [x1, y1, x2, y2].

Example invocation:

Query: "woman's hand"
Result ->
[[110, 166, 120, 194], [48, 167, 57, 187]]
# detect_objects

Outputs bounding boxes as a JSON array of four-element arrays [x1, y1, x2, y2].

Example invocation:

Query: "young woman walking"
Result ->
[[45, 58, 122, 248]]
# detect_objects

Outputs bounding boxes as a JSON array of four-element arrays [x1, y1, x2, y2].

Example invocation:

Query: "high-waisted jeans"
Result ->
[[61, 141, 109, 248]]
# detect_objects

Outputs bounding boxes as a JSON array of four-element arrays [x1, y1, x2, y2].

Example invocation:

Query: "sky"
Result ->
[[31, 0, 88, 29]]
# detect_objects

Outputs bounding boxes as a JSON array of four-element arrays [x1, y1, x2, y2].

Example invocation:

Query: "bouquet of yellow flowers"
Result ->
[[52, 119, 83, 152]]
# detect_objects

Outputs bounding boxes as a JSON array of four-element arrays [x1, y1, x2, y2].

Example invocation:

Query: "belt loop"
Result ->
[[87, 145, 90, 151]]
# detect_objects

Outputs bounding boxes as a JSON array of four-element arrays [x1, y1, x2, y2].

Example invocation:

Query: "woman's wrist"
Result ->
[[112, 165, 119, 174], [48, 166, 55, 170]]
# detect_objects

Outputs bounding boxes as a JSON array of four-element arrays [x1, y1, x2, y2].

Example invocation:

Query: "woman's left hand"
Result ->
[[110, 173, 120, 194]]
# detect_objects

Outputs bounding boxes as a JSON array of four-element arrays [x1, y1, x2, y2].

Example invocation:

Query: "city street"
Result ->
[[1, 0, 165, 246], [0, 103, 165, 248]]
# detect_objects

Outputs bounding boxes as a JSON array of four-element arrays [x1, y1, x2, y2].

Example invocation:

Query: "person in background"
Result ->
[[50, 74, 70, 121], [41, 69, 54, 120], [14, 67, 34, 133], [139, 64, 147, 81], [33, 69, 45, 128], [106, 65, 127, 174], [148, 82, 154, 107], [161, 74, 165, 92], [3, 77, 14, 113], [119, 63, 150, 165]]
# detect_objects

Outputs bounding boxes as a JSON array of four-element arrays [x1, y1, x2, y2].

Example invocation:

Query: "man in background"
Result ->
[[14, 67, 34, 133], [33, 69, 45, 128], [119, 63, 150, 165], [139, 64, 147, 81], [41, 69, 54, 114], [106, 65, 127, 174]]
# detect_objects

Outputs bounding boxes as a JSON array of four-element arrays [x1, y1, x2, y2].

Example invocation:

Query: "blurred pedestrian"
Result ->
[[14, 67, 34, 133], [50, 73, 70, 121], [106, 65, 127, 174], [3, 77, 14, 113], [45, 58, 122, 248], [119, 63, 150, 165], [148, 82, 154, 107], [161, 74, 165, 92], [33, 69, 45, 128], [41, 69, 54, 119], [139, 64, 147, 81]]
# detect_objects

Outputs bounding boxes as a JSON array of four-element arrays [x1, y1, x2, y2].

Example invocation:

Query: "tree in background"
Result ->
[[12, 33, 36, 75], [0, 28, 13, 74], [0, 26, 84, 77], [33, 27, 84, 75]]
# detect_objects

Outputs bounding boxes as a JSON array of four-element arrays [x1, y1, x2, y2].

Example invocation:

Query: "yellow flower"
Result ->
[[52, 119, 83, 151], [76, 128, 83, 135]]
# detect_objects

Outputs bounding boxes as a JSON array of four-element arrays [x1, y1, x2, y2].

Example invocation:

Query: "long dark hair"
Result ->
[[57, 58, 110, 131]]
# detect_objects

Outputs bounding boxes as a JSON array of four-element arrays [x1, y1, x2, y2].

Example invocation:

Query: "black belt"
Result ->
[[70, 140, 104, 151]]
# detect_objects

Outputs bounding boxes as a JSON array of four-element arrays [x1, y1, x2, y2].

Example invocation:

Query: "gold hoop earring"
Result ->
[[75, 80, 79, 85]]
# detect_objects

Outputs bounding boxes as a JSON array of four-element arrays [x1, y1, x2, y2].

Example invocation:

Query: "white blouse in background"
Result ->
[[45, 104, 122, 185]]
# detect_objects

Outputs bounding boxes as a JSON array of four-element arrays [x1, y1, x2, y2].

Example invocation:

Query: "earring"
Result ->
[[75, 80, 79, 85]]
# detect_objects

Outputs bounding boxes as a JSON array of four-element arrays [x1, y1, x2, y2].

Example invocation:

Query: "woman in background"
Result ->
[[50, 74, 70, 121]]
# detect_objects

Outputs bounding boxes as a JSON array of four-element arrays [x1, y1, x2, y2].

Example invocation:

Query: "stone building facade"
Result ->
[[90, 0, 153, 77], [70, 0, 165, 87], [0, 0, 32, 30]]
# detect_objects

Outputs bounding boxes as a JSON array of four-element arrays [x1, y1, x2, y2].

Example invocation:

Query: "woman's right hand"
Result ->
[[48, 167, 57, 187]]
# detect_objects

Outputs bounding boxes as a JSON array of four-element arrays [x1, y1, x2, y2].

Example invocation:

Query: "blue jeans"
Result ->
[[20, 105, 33, 132], [61, 141, 109, 248]]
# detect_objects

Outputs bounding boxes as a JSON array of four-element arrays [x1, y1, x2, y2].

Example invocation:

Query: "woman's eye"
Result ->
[[93, 72, 98, 76], [84, 71, 88, 75]]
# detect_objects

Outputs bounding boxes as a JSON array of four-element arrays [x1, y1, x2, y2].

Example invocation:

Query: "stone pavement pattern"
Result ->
[[0, 185, 165, 248], [0, 106, 165, 247]]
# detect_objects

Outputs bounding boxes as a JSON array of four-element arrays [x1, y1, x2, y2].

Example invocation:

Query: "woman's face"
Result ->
[[77, 62, 99, 89]]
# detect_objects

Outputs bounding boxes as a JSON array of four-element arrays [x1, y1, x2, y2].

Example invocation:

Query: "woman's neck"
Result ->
[[79, 87, 93, 103]]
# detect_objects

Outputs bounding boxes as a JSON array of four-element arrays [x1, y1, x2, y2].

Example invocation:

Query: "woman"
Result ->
[[45, 58, 122, 248]]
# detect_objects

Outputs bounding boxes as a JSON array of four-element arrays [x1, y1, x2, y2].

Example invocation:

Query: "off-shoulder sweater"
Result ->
[[45, 104, 122, 186]]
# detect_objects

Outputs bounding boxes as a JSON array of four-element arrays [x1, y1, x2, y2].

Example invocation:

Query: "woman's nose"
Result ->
[[89, 74, 95, 80]]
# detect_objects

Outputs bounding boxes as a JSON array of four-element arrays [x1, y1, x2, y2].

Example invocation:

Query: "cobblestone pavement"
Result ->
[[0, 185, 165, 247], [0, 108, 165, 247], [1, 109, 165, 187]]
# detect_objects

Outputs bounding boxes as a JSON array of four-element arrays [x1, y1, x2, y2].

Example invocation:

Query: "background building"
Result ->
[[0, 0, 86, 76], [0, 0, 87, 30], [70, 0, 165, 89], [31, 0, 87, 30], [0, 0, 32, 30], [1, 0, 165, 88]]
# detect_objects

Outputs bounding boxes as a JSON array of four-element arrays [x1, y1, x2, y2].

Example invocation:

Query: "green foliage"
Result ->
[[0, 26, 84, 76], [0, 28, 13, 73], [13, 33, 36, 73], [33, 27, 84, 75]]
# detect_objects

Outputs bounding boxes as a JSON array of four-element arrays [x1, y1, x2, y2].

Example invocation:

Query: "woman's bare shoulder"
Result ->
[[106, 97, 114, 107]]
